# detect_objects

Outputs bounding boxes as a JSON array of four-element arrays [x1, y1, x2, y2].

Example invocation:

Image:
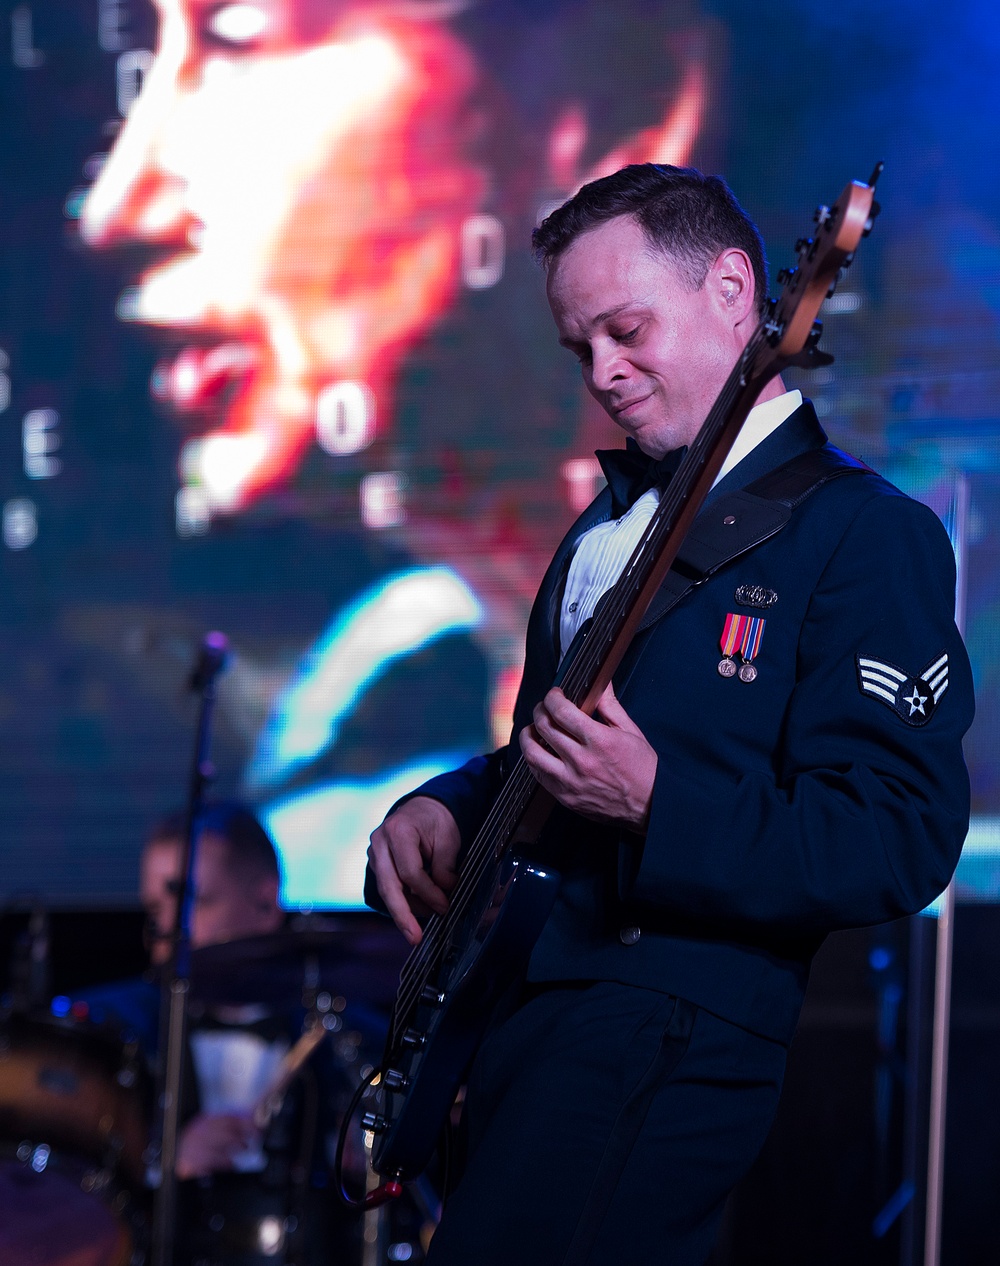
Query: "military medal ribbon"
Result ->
[[718, 613, 766, 681]]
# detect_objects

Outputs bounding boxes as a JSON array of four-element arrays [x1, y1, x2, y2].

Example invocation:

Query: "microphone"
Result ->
[[188, 631, 230, 693], [10, 904, 49, 1012]]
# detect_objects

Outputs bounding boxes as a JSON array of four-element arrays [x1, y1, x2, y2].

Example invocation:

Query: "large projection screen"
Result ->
[[1, 0, 998, 909]]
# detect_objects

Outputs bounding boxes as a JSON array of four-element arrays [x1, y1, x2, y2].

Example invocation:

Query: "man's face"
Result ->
[[546, 215, 748, 458], [140, 832, 282, 965], [81, 0, 484, 512]]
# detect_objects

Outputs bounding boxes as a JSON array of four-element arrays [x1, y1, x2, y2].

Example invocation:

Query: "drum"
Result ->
[[0, 1010, 151, 1266]]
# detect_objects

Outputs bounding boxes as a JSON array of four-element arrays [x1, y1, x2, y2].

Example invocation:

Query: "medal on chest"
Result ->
[[718, 612, 766, 683]]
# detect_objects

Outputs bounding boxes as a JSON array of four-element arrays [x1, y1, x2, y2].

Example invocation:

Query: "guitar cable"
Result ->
[[334, 1065, 405, 1212]]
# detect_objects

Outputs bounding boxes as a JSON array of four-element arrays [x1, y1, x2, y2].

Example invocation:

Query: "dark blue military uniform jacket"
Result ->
[[367, 402, 974, 1045]]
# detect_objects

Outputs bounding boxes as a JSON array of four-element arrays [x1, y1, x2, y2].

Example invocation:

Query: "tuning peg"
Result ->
[[863, 200, 881, 237], [787, 346, 834, 370], [777, 266, 798, 286], [814, 204, 832, 227], [826, 280, 838, 300], [795, 237, 814, 256], [807, 319, 824, 348], [867, 160, 885, 189]]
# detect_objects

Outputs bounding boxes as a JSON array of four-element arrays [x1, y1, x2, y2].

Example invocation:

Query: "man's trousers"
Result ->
[[425, 980, 787, 1265]]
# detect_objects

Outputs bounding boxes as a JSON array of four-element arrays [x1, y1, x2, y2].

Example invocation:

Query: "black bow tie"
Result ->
[[595, 439, 687, 518]]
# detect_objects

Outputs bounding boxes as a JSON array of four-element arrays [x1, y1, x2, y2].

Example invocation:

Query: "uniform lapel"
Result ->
[[704, 400, 827, 506]]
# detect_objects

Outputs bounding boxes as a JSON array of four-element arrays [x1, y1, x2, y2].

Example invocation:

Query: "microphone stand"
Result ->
[[151, 632, 230, 1266]]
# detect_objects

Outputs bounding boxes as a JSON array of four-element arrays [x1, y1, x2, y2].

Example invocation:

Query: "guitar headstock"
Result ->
[[751, 163, 882, 379]]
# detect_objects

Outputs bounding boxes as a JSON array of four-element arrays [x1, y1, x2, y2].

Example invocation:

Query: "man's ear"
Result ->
[[710, 248, 756, 325]]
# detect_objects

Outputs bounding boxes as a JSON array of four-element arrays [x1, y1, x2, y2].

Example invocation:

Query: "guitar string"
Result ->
[[387, 327, 770, 1035]]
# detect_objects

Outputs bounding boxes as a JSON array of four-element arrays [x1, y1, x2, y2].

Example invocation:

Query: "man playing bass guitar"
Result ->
[[366, 164, 973, 1264]]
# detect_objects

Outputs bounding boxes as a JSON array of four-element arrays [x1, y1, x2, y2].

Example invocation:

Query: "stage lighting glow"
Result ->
[[266, 754, 475, 909], [210, 4, 270, 45], [248, 566, 483, 794]]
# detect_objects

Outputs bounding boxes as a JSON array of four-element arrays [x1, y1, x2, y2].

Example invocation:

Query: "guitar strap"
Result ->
[[634, 443, 871, 633]]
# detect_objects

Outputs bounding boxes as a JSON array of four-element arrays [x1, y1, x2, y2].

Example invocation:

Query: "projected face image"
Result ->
[[80, 0, 710, 518], [81, 0, 486, 513], [51, 0, 714, 905]]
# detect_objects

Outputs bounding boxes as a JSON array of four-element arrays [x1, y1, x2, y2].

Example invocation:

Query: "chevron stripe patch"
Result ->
[[856, 652, 949, 727]]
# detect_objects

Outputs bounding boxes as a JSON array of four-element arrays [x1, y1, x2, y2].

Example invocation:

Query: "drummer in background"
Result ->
[[75, 802, 379, 1263], [79, 802, 286, 1177], [142, 802, 287, 1179]]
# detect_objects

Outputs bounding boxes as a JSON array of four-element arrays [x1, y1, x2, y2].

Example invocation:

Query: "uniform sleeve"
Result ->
[[623, 492, 975, 935]]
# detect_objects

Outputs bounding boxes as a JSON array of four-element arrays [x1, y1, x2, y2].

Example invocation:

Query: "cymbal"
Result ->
[[187, 916, 407, 1009]]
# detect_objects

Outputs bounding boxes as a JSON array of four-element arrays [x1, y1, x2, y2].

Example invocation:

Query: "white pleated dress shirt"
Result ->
[[559, 391, 803, 658]]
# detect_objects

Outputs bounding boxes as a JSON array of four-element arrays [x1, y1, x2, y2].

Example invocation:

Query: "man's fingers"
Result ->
[[594, 683, 638, 731], [378, 865, 425, 946], [537, 687, 594, 741], [368, 798, 463, 944], [385, 817, 450, 914], [368, 831, 425, 945], [218, 1115, 258, 1150], [520, 724, 569, 782], [236, 1118, 259, 1145], [393, 846, 451, 916], [430, 853, 459, 893]]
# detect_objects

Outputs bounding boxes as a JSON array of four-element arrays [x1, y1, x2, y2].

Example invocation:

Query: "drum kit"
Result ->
[[0, 917, 413, 1266]]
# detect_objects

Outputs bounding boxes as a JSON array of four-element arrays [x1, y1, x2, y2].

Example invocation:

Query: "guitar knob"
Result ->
[[361, 1113, 388, 1133], [383, 1069, 409, 1091], [863, 199, 882, 237], [402, 1028, 427, 1049], [420, 986, 446, 1006]]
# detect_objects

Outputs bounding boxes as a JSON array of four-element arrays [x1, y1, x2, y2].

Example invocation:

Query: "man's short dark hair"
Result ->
[[532, 163, 769, 316], [148, 800, 280, 884]]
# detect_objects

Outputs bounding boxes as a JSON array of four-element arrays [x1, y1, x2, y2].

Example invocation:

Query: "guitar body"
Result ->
[[371, 857, 560, 1181]]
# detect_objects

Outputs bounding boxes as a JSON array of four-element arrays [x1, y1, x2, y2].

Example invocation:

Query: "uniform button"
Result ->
[[619, 926, 641, 946]]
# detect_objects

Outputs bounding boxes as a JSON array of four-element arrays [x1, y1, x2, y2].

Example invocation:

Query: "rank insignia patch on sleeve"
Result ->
[[856, 652, 949, 726]]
